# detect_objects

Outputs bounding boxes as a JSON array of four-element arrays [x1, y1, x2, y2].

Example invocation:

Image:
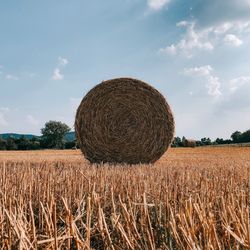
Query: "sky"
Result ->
[[0, 0, 250, 140]]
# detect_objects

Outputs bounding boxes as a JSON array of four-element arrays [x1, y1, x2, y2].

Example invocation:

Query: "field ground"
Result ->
[[0, 147, 249, 249]]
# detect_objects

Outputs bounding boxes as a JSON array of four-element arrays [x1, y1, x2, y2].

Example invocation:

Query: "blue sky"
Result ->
[[0, 0, 250, 139]]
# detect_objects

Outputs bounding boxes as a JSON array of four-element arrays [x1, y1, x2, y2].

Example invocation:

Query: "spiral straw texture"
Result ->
[[75, 78, 175, 164]]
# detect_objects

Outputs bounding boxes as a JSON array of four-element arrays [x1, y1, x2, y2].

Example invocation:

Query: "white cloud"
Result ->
[[213, 22, 233, 34], [5, 74, 19, 80], [229, 76, 250, 92], [159, 44, 176, 55], [58, 57, 69, 67], [148, 0, 170, 11], [224, 34, 243, 47], [52, 68, 64, 80], [183, 65, 213, 76], [183, 65, 222, 97], [206, 75, 222, 97], [216, 75, 250, 118], [52, 57, 69, 81], [230, 21, 250, 33], [176, 21, 189, 27], [0, 107, 10, 113], [26, 115, 40, 126], [0, 113, 8, 127], [236, 0, 250, 7], [160, 21, 213, 57], [160, 20, 250, 57], [0, 107, 9, 127]]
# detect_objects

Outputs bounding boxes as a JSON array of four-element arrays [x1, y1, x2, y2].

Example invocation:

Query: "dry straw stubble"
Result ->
[[75, 77, 175, 164]]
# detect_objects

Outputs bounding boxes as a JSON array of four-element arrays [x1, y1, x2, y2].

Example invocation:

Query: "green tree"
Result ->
[[16, 136, 30, 150], [201, 137, 212, 145], [28, 137, 41, 150], [215, 138, 224, 144], [65, 140, 77, 149], [240, 130, 250, 143], [171, 137, 182, 147], [6, 137, 17, 150], [0, 137, 7, 150], [231, 131, 242, 143], [181, 136, 186, 147], [41, 121, 71, 149]]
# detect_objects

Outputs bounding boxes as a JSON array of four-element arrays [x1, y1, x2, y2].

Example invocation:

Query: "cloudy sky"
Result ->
[[0, 0, 250, 139]]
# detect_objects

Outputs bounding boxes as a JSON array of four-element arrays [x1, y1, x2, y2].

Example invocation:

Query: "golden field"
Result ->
[[0, 147, 249, 249]]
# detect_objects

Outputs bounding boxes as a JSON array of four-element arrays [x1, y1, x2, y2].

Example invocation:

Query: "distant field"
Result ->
[[0, 147, 249, 249]]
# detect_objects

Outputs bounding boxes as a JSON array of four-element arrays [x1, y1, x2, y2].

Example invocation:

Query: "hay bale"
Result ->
[[75, 78, 175, 164], [183, 139, 196, 148]]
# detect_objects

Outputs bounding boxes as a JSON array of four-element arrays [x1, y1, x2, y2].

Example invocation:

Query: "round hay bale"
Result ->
[[75, 78, 175, 164]]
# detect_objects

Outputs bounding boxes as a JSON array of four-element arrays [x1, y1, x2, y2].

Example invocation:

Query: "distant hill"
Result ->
[[64, 131, 76, 141], [0, 133, 38, 140], [0, 132, 76, 142]]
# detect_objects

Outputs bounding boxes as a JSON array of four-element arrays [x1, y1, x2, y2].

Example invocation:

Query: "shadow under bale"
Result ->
[[75, 78, 175, 164]]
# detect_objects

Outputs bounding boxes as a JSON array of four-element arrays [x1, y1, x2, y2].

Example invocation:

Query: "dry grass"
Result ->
[[0, 147, 249, 249]]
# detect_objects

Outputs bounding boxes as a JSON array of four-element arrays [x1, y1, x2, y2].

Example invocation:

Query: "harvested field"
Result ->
[[0, 147, 249, 249]]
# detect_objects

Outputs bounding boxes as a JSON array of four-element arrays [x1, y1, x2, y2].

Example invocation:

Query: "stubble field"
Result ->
[[0, 147, 249, 249]]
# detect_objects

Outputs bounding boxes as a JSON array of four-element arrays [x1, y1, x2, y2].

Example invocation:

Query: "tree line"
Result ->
[[0, 120, 249, 150], [172, 129, 250, 147], [0, 121, 77, 150]]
